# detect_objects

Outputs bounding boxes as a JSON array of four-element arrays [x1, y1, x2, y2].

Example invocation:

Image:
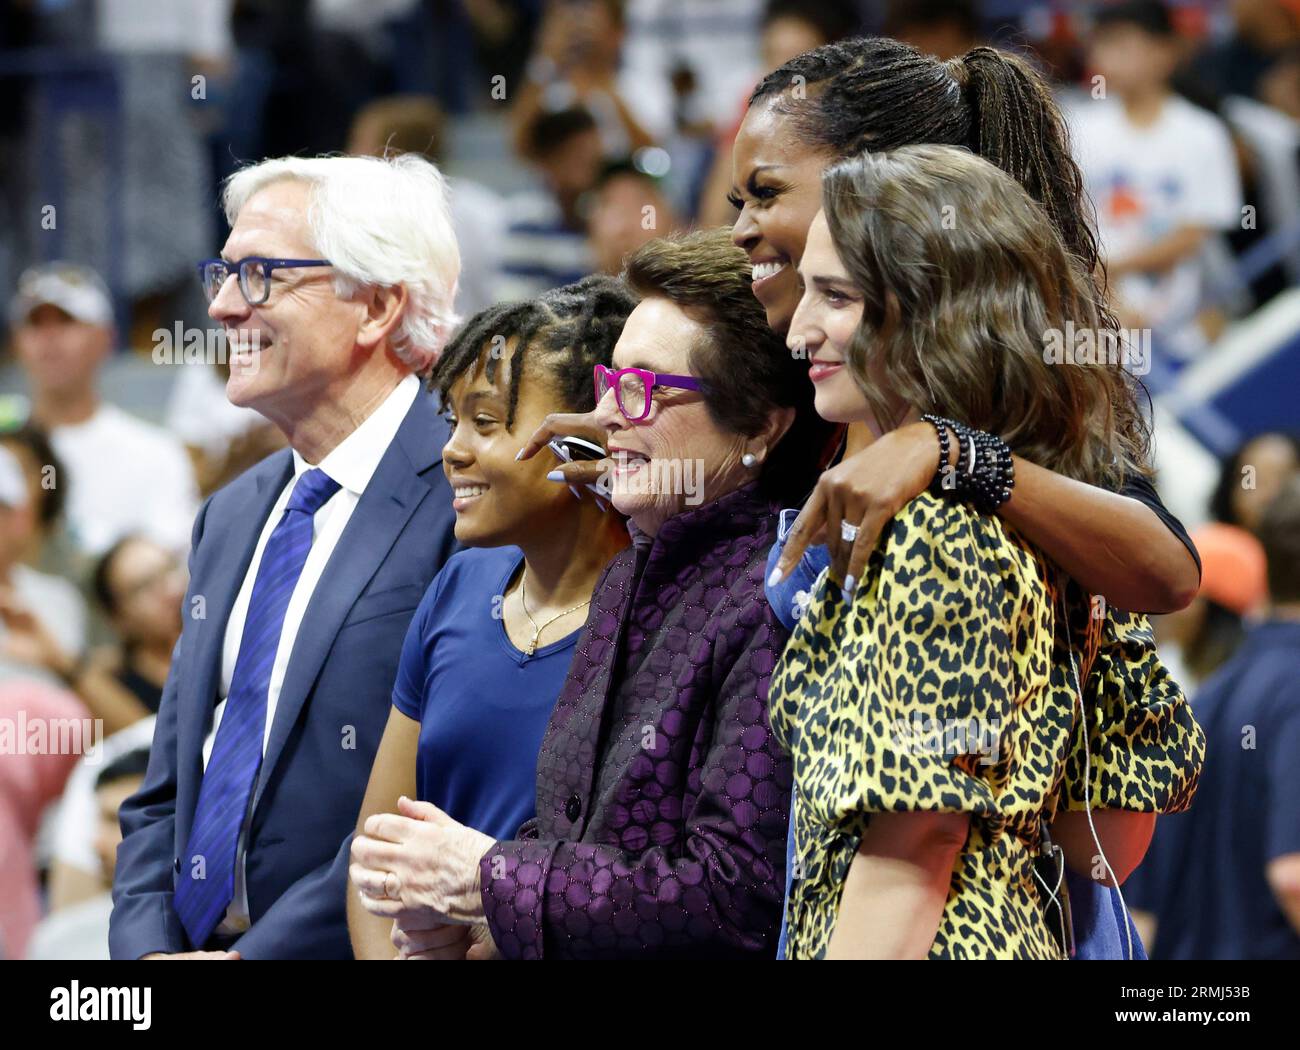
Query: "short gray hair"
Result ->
[[223, 153, 460, 372]]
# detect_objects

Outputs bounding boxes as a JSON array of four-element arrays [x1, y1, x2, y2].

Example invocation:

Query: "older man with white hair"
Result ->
[[110, 153, 461, 959]]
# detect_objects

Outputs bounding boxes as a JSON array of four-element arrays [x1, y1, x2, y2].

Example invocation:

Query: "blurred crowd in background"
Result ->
[[0, 0, 1298, 960]]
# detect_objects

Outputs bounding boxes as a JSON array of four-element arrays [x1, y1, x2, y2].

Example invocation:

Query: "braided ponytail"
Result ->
[[753, 40, 1101, 276], [954, 47, 1100, 281], [953, 46, 1144, 465]]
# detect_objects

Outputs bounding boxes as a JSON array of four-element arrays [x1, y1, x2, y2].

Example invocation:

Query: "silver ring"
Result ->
[[840, 520, 860, 544]]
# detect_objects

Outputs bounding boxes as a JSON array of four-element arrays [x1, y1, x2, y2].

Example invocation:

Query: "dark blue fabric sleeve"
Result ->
[[390, 568, 447, 722], [1065, 868, 1147, 960]]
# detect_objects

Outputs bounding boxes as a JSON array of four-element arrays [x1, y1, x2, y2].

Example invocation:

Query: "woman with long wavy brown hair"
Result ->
[[769, 144, 1205, 959]]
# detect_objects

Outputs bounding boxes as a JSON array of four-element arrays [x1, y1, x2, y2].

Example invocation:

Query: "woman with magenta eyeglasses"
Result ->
[[350, 228, 834, 959]]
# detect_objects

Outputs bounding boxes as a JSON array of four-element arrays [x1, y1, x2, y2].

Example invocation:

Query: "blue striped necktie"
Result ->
[[174, 467, 340, 947]]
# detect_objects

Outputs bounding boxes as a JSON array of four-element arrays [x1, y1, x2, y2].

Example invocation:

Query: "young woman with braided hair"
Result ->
[[347, 276, 635, 958]]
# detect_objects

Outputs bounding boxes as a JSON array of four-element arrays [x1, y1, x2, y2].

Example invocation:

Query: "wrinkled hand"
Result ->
[[389, 920, 500, 960], [350, 796, 495, 929], [770, 421, 946, 597], [390, 921, 470, 960]]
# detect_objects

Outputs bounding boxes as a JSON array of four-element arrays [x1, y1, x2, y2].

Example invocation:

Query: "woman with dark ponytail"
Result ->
[[736, 39, 1196, 614], [739, 41, 1100, 330]]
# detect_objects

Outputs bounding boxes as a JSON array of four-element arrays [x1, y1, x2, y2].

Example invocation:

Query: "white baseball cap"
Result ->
[[9, 263, 113, 328]]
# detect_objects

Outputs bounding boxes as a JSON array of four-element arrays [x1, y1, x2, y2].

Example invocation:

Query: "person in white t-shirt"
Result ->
[[7, 264, 200, 558], [1067, 0, 1243, 358]]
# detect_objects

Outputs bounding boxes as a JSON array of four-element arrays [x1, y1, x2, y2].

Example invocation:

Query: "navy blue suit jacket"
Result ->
[[109, 391, 458, 959]]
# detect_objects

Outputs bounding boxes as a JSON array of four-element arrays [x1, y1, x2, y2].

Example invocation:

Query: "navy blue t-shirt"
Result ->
[[391, 546, 580, 841], [1127, 620, 1300, 959]]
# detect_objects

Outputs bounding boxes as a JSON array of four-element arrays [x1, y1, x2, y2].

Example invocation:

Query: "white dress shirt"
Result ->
[[200, 374, 419, 933]]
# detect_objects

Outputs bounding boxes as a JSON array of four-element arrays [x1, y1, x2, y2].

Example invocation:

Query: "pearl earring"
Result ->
[[742, 452, 758, 468]]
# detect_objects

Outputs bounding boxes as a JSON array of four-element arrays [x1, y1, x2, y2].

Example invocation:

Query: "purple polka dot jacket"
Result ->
[[479, 482, 794, 958]]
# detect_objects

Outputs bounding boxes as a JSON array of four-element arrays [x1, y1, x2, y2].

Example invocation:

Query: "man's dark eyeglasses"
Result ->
[[197, 257, 332, 306]]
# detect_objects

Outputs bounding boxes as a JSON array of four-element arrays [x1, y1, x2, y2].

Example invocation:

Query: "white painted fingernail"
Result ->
[[844, 574, 857, 596], [546, 470, 564, 482], [767, 567, 783, 587]]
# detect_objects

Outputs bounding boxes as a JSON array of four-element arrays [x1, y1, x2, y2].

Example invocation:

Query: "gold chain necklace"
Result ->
[[518, 570, 590, 656]]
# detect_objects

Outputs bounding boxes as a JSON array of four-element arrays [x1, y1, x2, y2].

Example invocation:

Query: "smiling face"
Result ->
[[593, 297, 750, 536], [788, 211, 872, 427], [441, 344, 581, 547], [730, 98, 833, 336], [207, 179, 365, 426]]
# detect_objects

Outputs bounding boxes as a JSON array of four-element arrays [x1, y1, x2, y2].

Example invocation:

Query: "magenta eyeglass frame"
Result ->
[[593, 364, 702, 422]]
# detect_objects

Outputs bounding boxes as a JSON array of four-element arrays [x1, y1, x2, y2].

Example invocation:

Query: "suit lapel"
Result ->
[[176, 452, 293, 844], [252, 393, 445, 811]]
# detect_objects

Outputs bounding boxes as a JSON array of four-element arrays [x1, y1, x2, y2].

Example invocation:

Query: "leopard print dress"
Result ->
[[769, 492, 1205, 960]]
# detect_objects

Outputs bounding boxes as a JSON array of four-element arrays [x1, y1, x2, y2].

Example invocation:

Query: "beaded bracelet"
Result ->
[[921, 414, 1015, 513]]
